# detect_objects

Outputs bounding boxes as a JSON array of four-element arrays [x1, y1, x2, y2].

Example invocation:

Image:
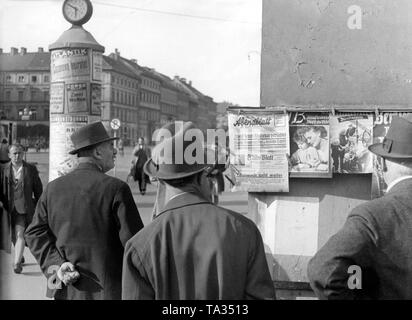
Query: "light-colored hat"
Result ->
[[144, 121, 216, 180]]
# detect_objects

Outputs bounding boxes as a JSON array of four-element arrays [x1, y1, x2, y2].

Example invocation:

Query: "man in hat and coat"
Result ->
[[25, 122, 144, 300], [131, 137, 151, 195], [0, 143, 43, 273], [122, 121, 275, 300], [308, 115, 412, 299]]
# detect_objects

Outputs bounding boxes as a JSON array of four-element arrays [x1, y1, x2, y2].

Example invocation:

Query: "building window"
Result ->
[[18, 91, 24, 101], [18, 75, 25, 83], [5, 91, 11, 101], [6, 75, 12, 83], [44, 91, 49, 101], [31, 90, 37, 100], [44, 75, 49, 83], [31, 75, 37, 83], [44, 108, 49, 120]]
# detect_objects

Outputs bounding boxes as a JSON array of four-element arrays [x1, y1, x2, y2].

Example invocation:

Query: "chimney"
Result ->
[[181, 78, 186, 83], [189, 80, 192, 86], [11, 47, 18, 55], [20, 47, 27, 55], [130, 59, 137, 64], [114, 48, 120, 60], [38, 47, 44, 53]]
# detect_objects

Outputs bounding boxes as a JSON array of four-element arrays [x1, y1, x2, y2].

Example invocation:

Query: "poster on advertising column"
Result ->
[[51, 48, 90, 81], [371, 112, 412, 198], [289, 112, 331, 178], [330, 113, 374, 174], [91, 83, 102, 115], [227, 110, 289, 192], [66, 83, 88, 113], [50, 82, 65, 114], [92, 50, 102, 82]]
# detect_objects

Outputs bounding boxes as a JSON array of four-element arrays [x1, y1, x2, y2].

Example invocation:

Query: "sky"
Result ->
[[0, 0, 262, 106]]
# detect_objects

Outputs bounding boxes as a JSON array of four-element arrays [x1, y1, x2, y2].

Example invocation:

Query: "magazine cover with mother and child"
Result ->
[[289, 112, 331, 178]]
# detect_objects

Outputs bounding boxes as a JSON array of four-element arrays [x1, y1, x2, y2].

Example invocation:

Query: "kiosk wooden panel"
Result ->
[[254, 0, 412, 299]]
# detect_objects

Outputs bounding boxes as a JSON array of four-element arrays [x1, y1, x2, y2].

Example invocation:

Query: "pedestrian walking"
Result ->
[[308, 115, 412, 299], [117, 137, 124, 157], [130, 137, 150, 195], [0, 143, 43, 274], [122, 121, 275, 300], [25, 122, 144, 300]]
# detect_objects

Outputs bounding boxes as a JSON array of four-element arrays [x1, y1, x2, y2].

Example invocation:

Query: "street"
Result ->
[[0, 146, 248, 300]]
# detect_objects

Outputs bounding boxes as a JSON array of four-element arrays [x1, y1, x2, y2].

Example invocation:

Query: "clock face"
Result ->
[[62, 0, 93, 26]]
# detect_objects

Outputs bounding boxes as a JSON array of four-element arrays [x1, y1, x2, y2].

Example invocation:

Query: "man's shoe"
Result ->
[[13, 263, 22, 274]]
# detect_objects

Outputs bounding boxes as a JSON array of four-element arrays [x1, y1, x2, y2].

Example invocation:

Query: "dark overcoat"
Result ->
[[0, 161, 43, 253], [308, 178, 412, 299], [122, 192, 275, 300], [25, 162, 144, 300]]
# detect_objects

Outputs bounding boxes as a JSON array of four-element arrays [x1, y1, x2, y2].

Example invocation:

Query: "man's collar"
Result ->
[[12, 162, 23, 169], [386, 175, 412, 193], [155, 191, 211, 219], [77, 158, 103, 172]]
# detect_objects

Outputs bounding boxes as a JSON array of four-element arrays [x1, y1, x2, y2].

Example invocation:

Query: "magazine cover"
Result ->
[[371, 112, 412, 198], [289, 112, 331, 178], [330, 113, 373, 174], [227, 110, 289, 192]]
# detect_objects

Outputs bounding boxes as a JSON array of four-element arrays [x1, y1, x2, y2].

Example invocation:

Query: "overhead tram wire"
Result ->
[[93, 0, 260, 25]]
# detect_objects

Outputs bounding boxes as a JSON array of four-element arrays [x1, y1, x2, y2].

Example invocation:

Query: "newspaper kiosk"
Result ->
[[233, 0, 412, 299]]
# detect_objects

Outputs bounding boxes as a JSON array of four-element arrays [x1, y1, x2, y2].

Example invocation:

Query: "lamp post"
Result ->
[[18, 107, 33, 160]]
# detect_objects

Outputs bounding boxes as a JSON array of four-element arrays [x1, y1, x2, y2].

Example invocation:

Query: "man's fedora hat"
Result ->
[[368, 116, 412, 159], [144, 121, 216, 180], [69, 121, 118, 155]]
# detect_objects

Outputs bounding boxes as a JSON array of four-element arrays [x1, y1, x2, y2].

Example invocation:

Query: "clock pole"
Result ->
[[48, 0, 105, 181]]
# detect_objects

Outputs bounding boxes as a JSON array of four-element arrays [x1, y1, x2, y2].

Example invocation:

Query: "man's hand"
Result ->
[[57, 262, 80, 286]]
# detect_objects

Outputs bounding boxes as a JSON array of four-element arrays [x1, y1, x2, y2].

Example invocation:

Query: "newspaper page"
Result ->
[[330, 113, 374, 174], [227, 110, 289, 192], [289, 112, 331, 178], [371, 112, 412, 198]]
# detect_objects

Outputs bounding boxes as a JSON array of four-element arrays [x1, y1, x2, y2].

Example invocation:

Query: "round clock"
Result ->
[[62, 0, 93, 26]]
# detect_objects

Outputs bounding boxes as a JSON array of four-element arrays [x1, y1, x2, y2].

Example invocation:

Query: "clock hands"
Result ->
[[67, 3, 78, 18]]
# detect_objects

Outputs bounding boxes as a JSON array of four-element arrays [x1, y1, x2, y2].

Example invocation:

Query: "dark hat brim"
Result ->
[[143, 158, 209, 180], [68, 136, 119, 155], [368, 143, 412, 159]]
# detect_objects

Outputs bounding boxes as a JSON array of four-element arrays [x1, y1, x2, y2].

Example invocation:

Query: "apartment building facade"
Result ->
[[0, 47, 50, 146], [0, 47, 218, 146]]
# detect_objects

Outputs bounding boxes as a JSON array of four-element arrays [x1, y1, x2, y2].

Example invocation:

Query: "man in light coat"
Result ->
[[26, 122, 144, 300], [308, 115, 412, 299], [122, 121, 275, 300]]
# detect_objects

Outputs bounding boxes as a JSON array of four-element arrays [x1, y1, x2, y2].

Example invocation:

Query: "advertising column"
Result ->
[[48, 1, 104, 181]]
